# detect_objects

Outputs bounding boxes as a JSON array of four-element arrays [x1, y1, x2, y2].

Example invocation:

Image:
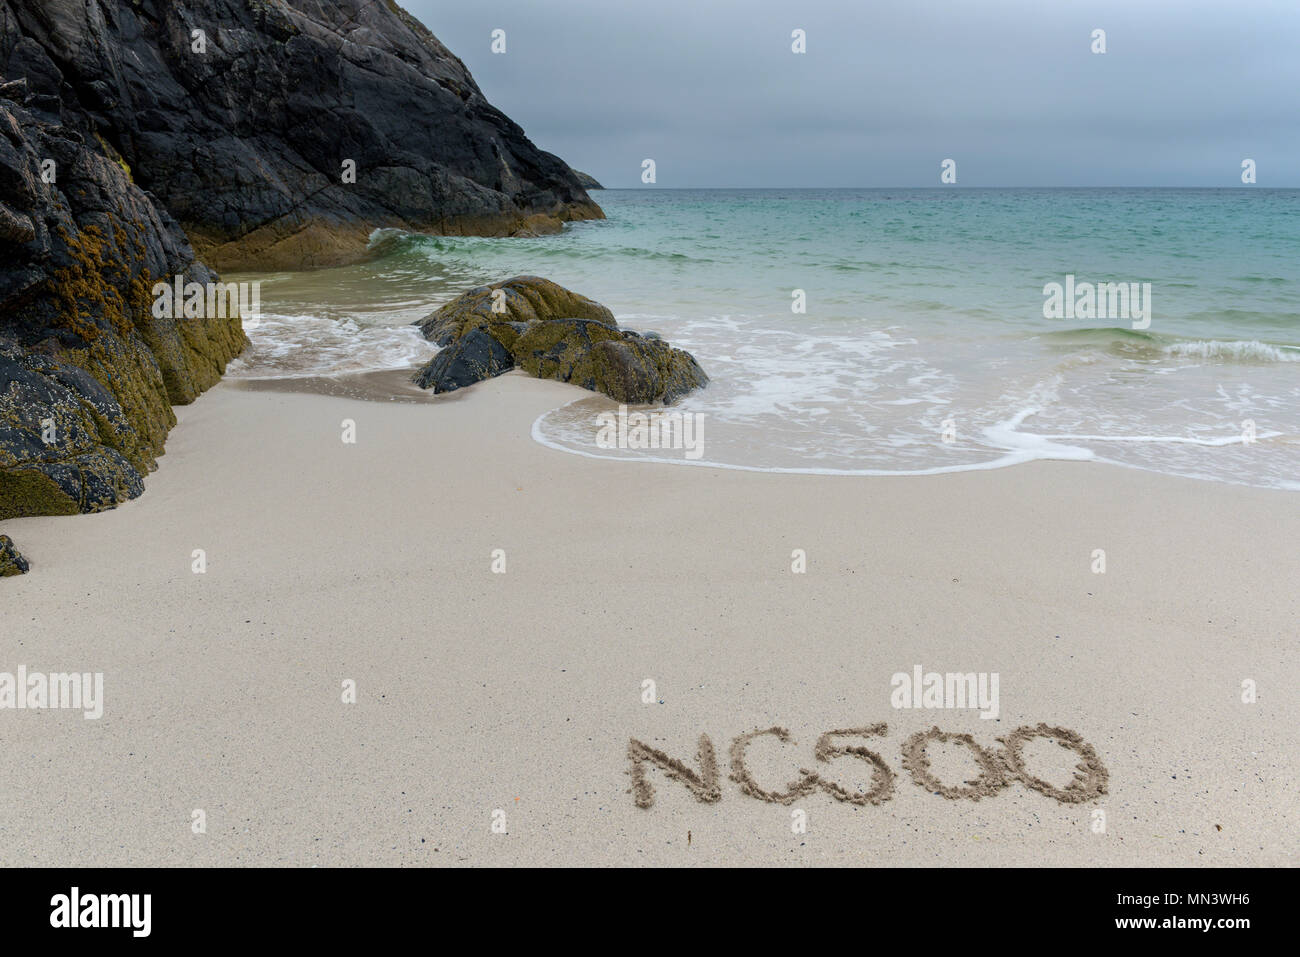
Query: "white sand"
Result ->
[[1, 373, 1296, 866]]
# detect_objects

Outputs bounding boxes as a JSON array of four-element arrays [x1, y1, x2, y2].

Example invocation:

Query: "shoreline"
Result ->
[[1, 377, 1296, 866], [227, 367, 1297, 490]]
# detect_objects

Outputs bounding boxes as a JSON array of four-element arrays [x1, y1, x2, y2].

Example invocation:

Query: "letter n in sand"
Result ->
[[627, 735, 722, 808]]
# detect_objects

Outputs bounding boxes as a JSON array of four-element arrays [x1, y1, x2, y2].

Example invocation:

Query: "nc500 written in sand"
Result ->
[[628, 721, 1108, 808]]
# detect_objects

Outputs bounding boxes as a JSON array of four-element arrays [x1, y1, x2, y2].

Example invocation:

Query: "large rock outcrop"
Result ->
[[0, 85, 247, 528], [0, 75, 246, 530], [412, 277, 708, 405], [0, 0, 603, 271], [0, 1, 605, 570]]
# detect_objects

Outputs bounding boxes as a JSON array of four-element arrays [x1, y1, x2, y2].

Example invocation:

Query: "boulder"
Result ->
[[416, 276, 616, 345], [590, 336, 708, 405], [411, 327, 514, 393], [411, 277, 708, 404]]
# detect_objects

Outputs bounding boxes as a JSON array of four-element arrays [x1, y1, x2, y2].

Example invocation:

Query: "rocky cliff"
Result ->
[[0, 0, 603, 271], [0, 81, 247, 528], [0, 0, 605, 572]]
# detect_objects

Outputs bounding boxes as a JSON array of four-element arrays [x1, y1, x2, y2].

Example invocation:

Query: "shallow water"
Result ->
[[226, 188, 1300, 489]]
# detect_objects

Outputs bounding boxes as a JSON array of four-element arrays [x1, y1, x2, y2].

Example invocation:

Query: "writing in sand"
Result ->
[[628, 722, 1108, 808]]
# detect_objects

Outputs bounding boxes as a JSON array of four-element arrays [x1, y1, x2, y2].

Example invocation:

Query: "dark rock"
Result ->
[[412, 277, 708, 405], [590, 336, 708, 405], [412, 327, 514, 393], [0, 76, 25, 103], [571, 170, 604, 190], [0, 200, 33, 242], [0, 533, 27, 575], [511, 317, 626, 387], [2, 1, 607, 543], [0, 0, 604, 270], [0, 88, 245, 525]]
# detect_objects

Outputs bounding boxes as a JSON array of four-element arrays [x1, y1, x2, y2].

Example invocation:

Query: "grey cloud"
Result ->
[[404, 0, 1300, 187]]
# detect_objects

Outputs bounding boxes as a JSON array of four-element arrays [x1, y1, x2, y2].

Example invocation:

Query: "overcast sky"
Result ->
[[404, 0, 1300, 188]]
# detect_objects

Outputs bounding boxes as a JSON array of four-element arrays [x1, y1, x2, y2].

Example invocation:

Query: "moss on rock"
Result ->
[[0, 97, 247, 529], [0, 535, 29, 576], [512, 318, 625, 387], [416, 276, 617, 345], [0, 466, 81, 518], [411, 277, 707, 403]]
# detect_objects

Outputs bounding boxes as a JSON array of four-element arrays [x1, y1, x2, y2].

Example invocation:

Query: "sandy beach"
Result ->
[[1, 374, 1295, 867]]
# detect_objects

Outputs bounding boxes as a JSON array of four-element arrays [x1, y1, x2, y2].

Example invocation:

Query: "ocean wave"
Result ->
[[1034, 327, 1300, 363], [225, 312, 431, 379], [1036, 326, 1158, 344], [366, 227, 714, 265], [1163, 339, 1300, 362]]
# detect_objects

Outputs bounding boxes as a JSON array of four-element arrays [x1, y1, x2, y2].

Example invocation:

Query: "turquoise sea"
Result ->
[[228, 188, 1300, 489]]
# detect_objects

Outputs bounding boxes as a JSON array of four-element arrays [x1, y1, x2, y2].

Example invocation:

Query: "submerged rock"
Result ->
[[0, 534, 28, 576], [412, 277, 708, 404]]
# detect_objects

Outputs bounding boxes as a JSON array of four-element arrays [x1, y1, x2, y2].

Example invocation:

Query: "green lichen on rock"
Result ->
[[589, 336, 706, 405], [417, 276, 616, 345], [411, 277, 708, 404], [1, 343, 154, 517], [0, 535, 29, 576], [0, 95, 247, 528], [92, 132, 132, 182], [511, 317, 625, 387], [0, 465, 81, 518], [48, 225, 133, 341], [59, 337, 176, 474]]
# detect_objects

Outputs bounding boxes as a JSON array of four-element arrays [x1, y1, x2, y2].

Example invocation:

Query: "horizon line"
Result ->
[[587, 184, 1296, 191]]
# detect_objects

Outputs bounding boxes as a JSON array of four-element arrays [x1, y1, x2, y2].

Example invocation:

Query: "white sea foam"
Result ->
[[1163, 339, 1300, 362], [530, 317, 1300, 490], [225, 312, 431, 379], [221, 301, 1299, 489]]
